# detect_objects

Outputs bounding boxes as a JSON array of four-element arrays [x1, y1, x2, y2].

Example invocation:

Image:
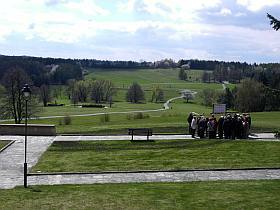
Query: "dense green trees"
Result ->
[[235, 79, 266, 112]]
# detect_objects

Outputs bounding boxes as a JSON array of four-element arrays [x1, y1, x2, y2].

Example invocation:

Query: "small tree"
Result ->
[[178, 69, 187, 80], [40, 84, 51, 107], [199, 89, 217, 106], [126, 82, 145, 103], [151, 85, 164, 103], [155, 89, 164, 102], [201, 71, 211, 83], [0, 67, 39, 123], [181, 90, 195, 103]]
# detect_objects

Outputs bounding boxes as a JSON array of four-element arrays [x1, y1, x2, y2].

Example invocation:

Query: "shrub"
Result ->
[[100, 114, 110, 123], [134, 112, 150, 120], [64, 115, 72, 125], [126, 114, 133, 120]]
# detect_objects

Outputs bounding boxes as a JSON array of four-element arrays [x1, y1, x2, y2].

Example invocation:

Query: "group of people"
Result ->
[[187, 112, 251, 139]]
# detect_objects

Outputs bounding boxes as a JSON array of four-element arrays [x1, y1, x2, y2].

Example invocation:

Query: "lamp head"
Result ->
[[22, 84, 31, 98]]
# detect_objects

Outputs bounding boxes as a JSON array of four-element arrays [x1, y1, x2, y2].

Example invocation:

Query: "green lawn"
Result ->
[[1, 180, 280, 209], [3, 98, 279, 134], [32, 140, 280, 173], [86, 68, 206, 86], [0, 141, 10, 150]]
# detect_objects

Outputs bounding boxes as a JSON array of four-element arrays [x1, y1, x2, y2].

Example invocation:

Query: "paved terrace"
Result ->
[[0, 134, 279, 189]]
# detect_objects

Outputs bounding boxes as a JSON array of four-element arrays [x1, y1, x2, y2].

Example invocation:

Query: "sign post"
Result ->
[[213, 104, 226, 114]]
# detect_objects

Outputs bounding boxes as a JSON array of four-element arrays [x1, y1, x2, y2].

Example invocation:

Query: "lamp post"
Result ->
[[21, 84, 31, 188]]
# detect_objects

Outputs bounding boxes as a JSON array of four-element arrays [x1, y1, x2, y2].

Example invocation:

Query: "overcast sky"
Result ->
[[0, 0, 280, 63]]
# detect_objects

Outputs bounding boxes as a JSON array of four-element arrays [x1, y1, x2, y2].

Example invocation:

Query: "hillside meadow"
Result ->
[[2, 68, 279, 134]]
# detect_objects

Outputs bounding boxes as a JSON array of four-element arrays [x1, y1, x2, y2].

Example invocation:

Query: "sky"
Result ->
[[0, 0, 280, 63]]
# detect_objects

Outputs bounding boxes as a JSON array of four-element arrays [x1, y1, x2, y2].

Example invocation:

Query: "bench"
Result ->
[[128, 128, 153, 141]]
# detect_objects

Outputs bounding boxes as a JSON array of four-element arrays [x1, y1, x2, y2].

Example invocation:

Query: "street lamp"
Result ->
[[21, 84, 31, 188]]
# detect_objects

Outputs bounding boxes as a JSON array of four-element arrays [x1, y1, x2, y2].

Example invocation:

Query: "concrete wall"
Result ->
[[0, 124, 56, 136]]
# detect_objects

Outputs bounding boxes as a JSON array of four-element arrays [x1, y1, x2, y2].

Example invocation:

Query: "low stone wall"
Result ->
[[0, 124, 56, 136]]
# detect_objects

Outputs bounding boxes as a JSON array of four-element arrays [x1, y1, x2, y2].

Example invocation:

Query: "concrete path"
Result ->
[[55, 133, 277, 141], [0, 134, 279, 189], [27, 169, 280, 187], [0, 136, 55, 189]]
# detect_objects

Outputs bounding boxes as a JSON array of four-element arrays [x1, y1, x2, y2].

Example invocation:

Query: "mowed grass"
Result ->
[[0, 141, 10, 150], [250, 111, 280, 132], [86, 68, 204, 86], [28, 101, 210, 134], [32, 140, 280, 173], [27, 99, 280, 134], [1, 181, 280, 209]]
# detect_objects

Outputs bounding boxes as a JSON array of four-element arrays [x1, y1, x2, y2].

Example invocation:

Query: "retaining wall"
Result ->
[[0, 124, 56, 136]]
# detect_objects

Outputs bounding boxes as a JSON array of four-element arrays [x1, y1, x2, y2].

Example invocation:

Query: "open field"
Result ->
[[86, 68, 206, 86], [32, 140, 280, 173], [2, 68, 278, 134], [1, 180, 280, 209], [0, 141, 10, 150], [27, 101, 280, 134]]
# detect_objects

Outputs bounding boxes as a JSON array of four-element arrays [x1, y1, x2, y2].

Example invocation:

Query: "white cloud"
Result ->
[[219, 8, 232, 16], [236, 0, 280, 11], [118, 0, 222, 21]]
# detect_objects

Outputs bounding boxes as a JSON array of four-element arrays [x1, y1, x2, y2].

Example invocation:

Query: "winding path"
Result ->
[[0, 91, 187, 122]]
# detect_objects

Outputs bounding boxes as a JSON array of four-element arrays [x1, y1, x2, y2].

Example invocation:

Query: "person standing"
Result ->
[[191, 116, 197, 138], [217, 116, 224, 139], [223, 115, 232, 139], [207, 118, 215, 139], [187, 112, 193, 135], [198, 116, 206, 138]]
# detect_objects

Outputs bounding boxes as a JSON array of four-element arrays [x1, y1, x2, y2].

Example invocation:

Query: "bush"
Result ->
[[100, 114, 110, 123], [134, 112, 150, 120], [126, 114, 133, 120], [63, 115, 72, 125]]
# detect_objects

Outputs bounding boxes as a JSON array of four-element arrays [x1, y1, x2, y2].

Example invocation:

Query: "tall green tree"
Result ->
[[235, 79, 266, 112], [218, 88, 234, 109], [126, 82, 145, 103]]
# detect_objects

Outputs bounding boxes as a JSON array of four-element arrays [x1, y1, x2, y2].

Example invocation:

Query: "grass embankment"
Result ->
[[1, 180, 280, 209], [32, 140, 280, 173], [0, 141, 10, 150]]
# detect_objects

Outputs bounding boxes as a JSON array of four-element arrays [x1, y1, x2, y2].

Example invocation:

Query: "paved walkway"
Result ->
[[0, 134, 279, 189], [28, 169, 280, 187], [0, 136, 55, 189]]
